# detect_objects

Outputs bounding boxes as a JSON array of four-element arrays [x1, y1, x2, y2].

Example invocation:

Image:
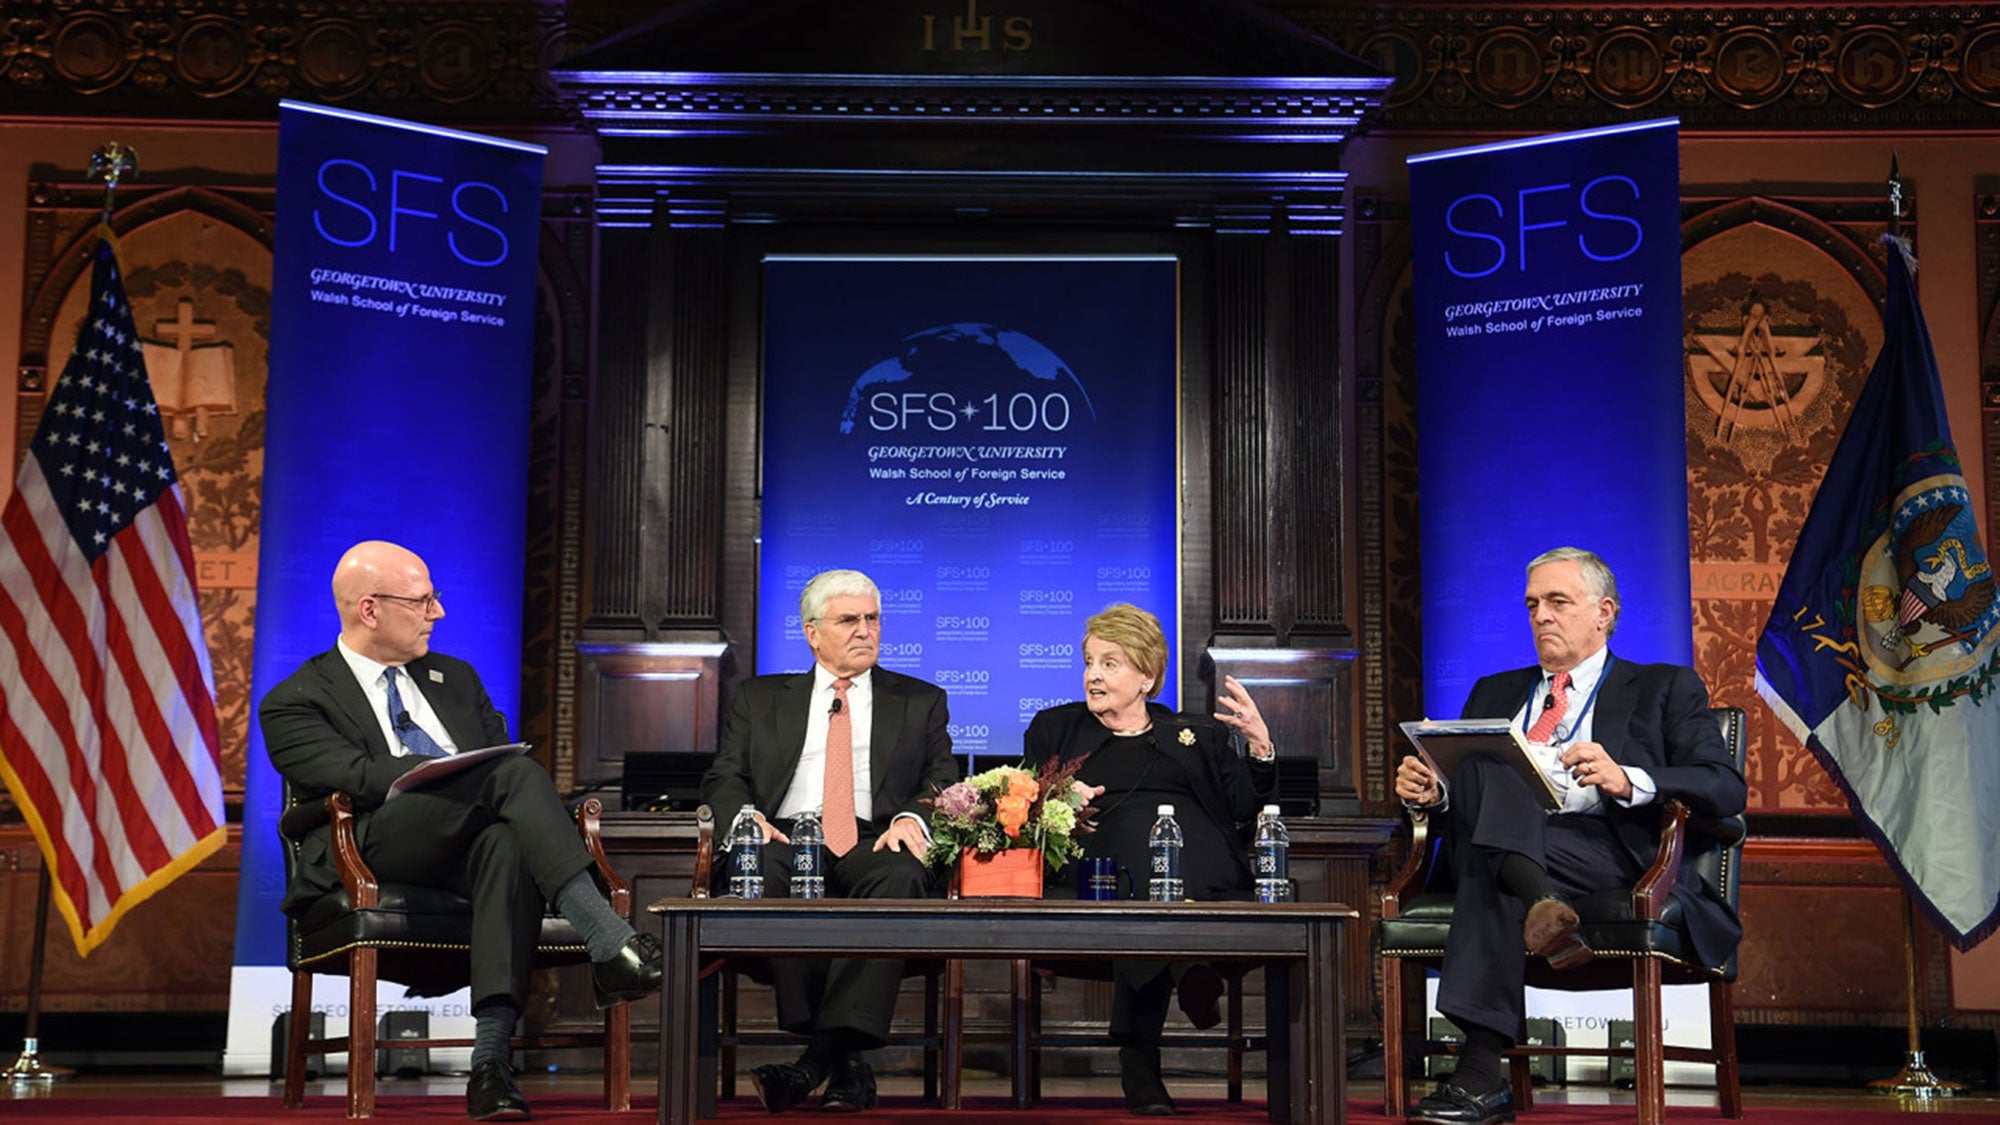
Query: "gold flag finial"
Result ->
[[85, 142, 139, 225]]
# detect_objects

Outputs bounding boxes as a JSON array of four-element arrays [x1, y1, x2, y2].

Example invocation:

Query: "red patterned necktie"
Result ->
[[823, 678, 857, 856], [1525, 671, 1572, 743]]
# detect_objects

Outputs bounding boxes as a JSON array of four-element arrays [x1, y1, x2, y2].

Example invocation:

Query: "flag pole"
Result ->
[[1859, 153, 1964, 1102], [1, 139, 137, 1087], [1865, 898, 1965, 1098], [2, 869, 71, 1082]]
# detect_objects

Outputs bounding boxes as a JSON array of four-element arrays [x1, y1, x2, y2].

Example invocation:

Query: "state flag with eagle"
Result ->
[[1756, 235, 2000, 950]]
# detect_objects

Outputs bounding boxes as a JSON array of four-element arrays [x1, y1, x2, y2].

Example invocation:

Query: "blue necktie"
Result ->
[[384, 667, 446, 758]]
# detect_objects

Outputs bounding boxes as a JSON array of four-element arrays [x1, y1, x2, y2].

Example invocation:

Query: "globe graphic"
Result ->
[[837, 322, 1097, 435]]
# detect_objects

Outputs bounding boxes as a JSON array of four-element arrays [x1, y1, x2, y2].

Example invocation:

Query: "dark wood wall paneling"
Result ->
[[548, 0, 1400, 1050]]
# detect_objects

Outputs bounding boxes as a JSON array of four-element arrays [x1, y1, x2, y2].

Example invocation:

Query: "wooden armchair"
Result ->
[[1378, 706, 1748, 1125], [690, 805, 948, 1105], [278, 789, 632, 1118]]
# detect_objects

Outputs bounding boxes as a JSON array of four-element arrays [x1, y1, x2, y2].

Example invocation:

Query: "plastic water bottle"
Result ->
[[789, 811, 825, 900], [728, 805, 765, 899], [1253, 804, 1290, 903], [1147, 804, 1184, 901]]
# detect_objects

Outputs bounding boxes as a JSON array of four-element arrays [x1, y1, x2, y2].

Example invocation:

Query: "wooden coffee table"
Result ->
[[649, 897, 1354, 1124]]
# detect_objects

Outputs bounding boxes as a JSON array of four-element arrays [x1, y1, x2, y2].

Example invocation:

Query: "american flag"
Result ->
[[0, 234, 224, 956]]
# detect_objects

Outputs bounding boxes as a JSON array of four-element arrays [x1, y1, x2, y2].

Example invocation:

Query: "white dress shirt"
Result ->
[[1511, 646, 1656, 813], [775, 665, 876, 820], [335, 637, 461, 757]]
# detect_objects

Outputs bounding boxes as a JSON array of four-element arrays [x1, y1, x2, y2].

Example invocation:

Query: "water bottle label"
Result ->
[[794, 846, 818, 878], [1254, 849, 1288, 879]]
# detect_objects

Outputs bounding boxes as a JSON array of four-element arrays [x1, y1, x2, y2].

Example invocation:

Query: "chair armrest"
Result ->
[[326, 792, 380, 910], [575, 797, 630, 916], [1382, 809, 1435, 920], [1632, 798, 1691, 922], [691, 804, 715, 899], [1686, 811, 1747, 847], [278, 798, 329, 841]]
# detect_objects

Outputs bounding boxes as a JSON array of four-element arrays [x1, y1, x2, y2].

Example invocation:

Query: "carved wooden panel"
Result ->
[[1681, 191, 1897, 812], [574, 642, 729, 787], [1291, 3, 2000, 130], [0, 828, 236, 1013], [1736, 837, 1950, 1025]]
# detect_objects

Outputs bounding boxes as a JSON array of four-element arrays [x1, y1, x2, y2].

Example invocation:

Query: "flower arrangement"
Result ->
[[923, 758, 1092, 873]]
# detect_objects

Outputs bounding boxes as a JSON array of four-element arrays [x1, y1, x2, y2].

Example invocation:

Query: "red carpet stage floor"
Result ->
[[5, 1093, 1997, 1124]]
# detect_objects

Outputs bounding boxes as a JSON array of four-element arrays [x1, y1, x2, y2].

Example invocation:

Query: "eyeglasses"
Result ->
[[815, 612, 879, 630], [371, 590, 442, 612]]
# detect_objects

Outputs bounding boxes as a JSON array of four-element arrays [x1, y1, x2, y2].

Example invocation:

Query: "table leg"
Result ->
[[697, 967, 719, 1118], [658, 912, 700, 1125], [943, 958, 965, 1110], [1266, 957, 1293, 1123], [1306, 919, 1344, 1125]]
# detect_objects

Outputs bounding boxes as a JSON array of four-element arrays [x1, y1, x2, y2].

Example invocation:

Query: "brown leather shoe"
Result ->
[[1523, 896, 1592, 970]]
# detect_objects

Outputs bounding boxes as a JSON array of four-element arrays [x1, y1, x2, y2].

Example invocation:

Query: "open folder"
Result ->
[[386, 742, 532, 801], [1396, 719, 1560, 811]]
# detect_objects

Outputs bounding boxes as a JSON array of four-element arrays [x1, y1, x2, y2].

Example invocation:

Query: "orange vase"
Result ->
[[958, 848, 1045, 898]]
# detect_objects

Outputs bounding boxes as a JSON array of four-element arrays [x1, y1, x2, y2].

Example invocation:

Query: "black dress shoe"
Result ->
[[1118, 1045, 1176, 1116], [591, 932, 664, 1008], [749, 1060, 825, 1113], [1410, 1081, 1514, 1125], [465, 1059, 531, 1121], [1523, 896, 1592, 970], [818, 1055, 878, 1112], [1175, 963, 1225, 1031]]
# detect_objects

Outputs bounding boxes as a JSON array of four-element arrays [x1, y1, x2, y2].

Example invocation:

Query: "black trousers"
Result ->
[[357, 754, 596, 1009], [1436, 755, 1644, 1040], [730, 822, 936, 1047]]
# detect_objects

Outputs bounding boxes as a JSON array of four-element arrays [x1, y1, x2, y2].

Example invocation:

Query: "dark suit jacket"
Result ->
[[1022, 700, 1278, 895], [1460, 652, 1747, 966], [261, 647, 510, 915], [701, 666, 959, 834]]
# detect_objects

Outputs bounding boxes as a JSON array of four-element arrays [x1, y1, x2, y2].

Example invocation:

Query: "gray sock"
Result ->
[[471, 999, 519, 1069], [554, 869, 636, 961]]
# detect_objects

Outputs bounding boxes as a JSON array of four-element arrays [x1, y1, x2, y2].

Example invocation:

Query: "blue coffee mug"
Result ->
[[1078, 856, 1133, 901]]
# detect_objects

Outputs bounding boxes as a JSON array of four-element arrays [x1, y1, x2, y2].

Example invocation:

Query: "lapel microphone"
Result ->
[[829, 697, 843, 715]]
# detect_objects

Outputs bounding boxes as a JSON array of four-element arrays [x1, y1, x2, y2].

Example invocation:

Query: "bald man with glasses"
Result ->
[[262, 540, 662, 1121]]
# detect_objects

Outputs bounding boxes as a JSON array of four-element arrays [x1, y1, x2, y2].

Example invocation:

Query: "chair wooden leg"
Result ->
[[1509, 1053, 1533, 1111], [1711, 979, 1742, 1119], [604, 997, 631, 1111], [923, 963, 941, 1104], [1380, 956, 1406, 1117], [348, 948, 378, 1119], [720, 965, 738, 1101], [1011, 959, 1034, 1109], [1226, 971, 1244, 1103], [1633, 956, 1666, 1125], [284, 969, 312, 1108]]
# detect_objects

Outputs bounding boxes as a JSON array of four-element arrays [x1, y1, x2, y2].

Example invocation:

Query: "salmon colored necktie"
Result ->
[[1525, 671, 1571, 743], [823, 678, 857, 856]]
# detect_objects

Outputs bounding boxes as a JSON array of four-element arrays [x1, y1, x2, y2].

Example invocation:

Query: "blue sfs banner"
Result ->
[[760, 258, 1180, 760], [1410, 119, 1690, 718], [226, 102, 544, 1073]]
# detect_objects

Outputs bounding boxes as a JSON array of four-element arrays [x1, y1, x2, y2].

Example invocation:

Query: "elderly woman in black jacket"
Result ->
[[1023, 603, 1277, 1116]]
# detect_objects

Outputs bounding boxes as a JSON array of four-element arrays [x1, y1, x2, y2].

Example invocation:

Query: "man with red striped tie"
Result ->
[[701, 568, 959, 1113], [1393, 547, 1746, 1125]]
